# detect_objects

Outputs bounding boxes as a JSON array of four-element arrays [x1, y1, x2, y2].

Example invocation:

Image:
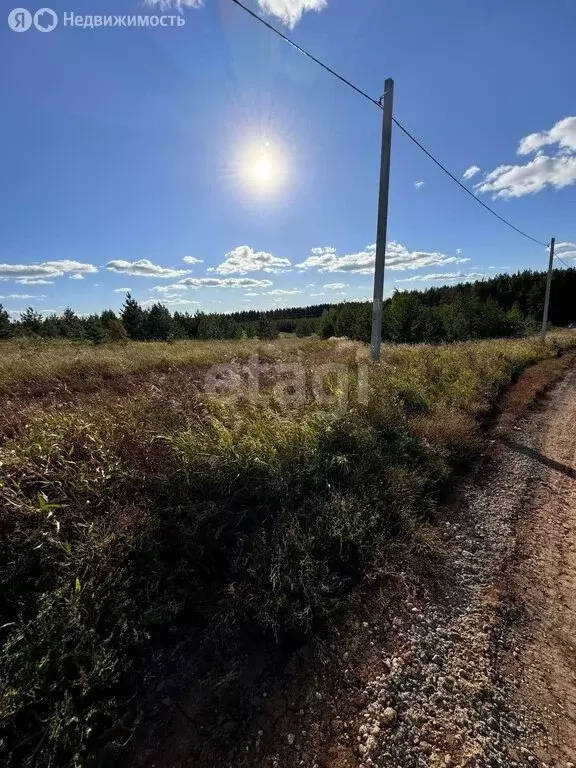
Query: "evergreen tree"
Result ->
[[0, 304, 12, 339], [167, 319, 189, 341], [256, 314, 279, 340], [334, 303, 360, 339], [351, 303, 372, 342], [20, 307, 44, 336], [173, 311, 198, 339], [106, 317, 129, 343], [121, 294, 146, 340], [319, 307, 338, 339], [438, 295, 476, 341], [526, 279, 545, 320], [197, 314, 222, 340], [84, 315, 107, 345], [223, 316, 243, 340], [42, 314, 61, 338], [146, 303, 173, 341], [506, 304, 527, 338], [100, 309, 118, 332], [383, 292, 429, 343], [477, 297, 511, 338], [295, 317, 317, 337], [60, 307, 83, 340], [244, 322, 257, 339], [277, 319, 297, 333]]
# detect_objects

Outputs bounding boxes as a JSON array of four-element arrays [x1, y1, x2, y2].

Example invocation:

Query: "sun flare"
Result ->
[[240, 140, 285, 194], [253, 149, 273, 184]]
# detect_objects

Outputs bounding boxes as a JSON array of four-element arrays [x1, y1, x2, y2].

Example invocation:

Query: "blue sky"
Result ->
[[1, 0, 575, 318]]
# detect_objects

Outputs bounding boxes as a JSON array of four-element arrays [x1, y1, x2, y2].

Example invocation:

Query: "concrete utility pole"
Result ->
[[370, 78, 394, 363], [541, 237, 556, 339]]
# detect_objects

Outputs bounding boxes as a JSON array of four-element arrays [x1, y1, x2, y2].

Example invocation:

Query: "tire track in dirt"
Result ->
[[500, 370, 576, 766]]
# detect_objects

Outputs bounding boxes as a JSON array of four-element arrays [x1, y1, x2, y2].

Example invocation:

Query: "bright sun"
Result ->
[[240, 141, 285, 193], [253, 149, 273, 184]]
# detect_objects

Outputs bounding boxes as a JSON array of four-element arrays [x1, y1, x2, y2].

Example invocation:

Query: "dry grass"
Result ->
[[1, 332, 575, 767], [0, 337, 361, 393]]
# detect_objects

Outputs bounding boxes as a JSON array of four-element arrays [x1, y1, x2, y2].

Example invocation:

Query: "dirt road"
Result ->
[[137, 363, 576, 768], [501, 369, 576, 766]]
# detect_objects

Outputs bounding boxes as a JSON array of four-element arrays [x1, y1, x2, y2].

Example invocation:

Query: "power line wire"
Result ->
[[390, 120, 548, 248], [229, 0, 549, 248], [556, 255, 572, 269], [229, 0, 382, 108]]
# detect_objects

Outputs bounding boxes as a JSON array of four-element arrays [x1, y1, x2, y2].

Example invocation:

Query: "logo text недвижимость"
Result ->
[[7, 8, 186, 32]]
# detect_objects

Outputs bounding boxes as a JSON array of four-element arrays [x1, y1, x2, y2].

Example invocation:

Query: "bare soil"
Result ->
[[131, 351, 576, 768], [499, 370, 576, 766]]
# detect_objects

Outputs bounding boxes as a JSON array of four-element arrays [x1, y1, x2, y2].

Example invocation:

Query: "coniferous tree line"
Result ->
[[0, 267, 574, 344]]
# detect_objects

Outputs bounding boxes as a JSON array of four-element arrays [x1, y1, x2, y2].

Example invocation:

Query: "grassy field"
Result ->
[[0, 336, 349, 393], [2, 334, 575, 767]]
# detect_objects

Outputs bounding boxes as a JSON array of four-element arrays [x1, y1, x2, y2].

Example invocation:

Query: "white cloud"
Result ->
[[414, 180, 425, 189], [556, 241, 576, 261], [0, 260, 97, 283], [45, 260, 97, 274], [456, 248, 462, 255], [143, 0, 204, 9], [257, 0, 327, 27], [182, 256, 204, 265], [149, 284, 189, 293], [297, 245, 371, 273], [113, 287, 131, 293], [106, 259, 190, 278], [476, 155, 576, 199], [70, 273, 84, 280], [297, 242, 470, 274], [267, 288, 301, 295], [144, 0, 326, 27], [323, 282, 348, 290], [179, 277, 273, 288], [244, 292, 259, 297], [17, 278, 54, 285], [462, 165, 481, 181], [214, 245, 291, 275], [157, 292, 198, 302], [475, 117, 576, 198], [0, 293, 46, 300], [141, 297, 200, 307], [518, 117, 576, 155], [395, 271, 484, 284], [7, 307, 59, 317]]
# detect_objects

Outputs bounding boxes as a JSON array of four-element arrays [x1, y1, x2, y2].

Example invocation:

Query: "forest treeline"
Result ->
[[0, 267, 574, 344]]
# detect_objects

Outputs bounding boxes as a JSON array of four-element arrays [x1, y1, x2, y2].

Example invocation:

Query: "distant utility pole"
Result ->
[[370, 78, 394, 363], [541, 237, 556, 339]]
